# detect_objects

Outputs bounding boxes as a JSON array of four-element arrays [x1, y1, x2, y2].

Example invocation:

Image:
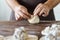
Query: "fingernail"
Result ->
[[42, 15, 46, 17], [16, 17, 18, 20], [34, 14, 36, 15]]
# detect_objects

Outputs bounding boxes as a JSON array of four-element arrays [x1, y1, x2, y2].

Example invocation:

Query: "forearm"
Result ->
[[44, 0, 60, 9], [6, 0, 20, 10]]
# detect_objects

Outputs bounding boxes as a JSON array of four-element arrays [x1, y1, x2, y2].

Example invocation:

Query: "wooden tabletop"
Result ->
[[0, 20, 60, 38]]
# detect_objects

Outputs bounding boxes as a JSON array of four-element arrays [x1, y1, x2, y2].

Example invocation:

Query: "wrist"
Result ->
[[13, 5, 22, 11], [44, 0, 54, 10], [44, 0, 60, 10]]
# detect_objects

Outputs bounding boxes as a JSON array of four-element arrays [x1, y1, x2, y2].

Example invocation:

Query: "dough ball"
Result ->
[[27, 35, 38, 40], [0, 35, 4, 40], [40, 36, 55, 40], [28, 15, 40, 24], [41, 26, 50, 36]]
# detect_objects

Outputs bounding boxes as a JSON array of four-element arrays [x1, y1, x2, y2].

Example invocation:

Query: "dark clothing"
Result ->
[[10, 0, 55, 21], [17, 0, 47, 13]]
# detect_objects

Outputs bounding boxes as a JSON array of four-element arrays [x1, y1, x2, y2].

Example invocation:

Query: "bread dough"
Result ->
[[4, 27, 38, 40], [28, 15, 40, 24], [40, 36, 55, 40], [13, 27, 28, 40], [41, 24, 57, 40], [0, 35, 4, 40], [5, 35, 38, 40], [27, 35, 38, 40], [41, 26, 50, 36]]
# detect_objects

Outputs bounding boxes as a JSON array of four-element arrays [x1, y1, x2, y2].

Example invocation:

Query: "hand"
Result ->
[[14, 5, 31, 20], [33, 3, 51, 17]]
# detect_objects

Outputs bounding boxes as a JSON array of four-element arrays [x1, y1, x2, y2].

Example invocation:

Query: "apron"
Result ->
[[10, 0, 55, 21]]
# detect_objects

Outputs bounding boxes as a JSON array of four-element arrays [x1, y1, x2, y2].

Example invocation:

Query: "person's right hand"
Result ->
[[14, 5, 31, 20]]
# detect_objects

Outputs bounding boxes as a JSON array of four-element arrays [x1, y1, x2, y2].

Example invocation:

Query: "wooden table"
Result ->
[[0, 20, 60, 38]]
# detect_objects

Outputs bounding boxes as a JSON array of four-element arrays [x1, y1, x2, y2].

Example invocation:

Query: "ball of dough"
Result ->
[[41, 26, 50, 36], [0, 35, 4, 40], [27, 35, 38, 40], [40, 36, 55, 40], [28, 15, 40, 24]]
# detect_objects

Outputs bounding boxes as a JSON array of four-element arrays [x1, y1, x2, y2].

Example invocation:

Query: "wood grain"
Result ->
[[0, 20, 60, 38]]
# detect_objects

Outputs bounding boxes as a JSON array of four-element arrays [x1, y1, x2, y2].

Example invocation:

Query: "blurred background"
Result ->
[[0, 0, 60, 21]]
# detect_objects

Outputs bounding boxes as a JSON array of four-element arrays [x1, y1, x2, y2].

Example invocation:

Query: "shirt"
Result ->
[[17, 0, 47, 13]]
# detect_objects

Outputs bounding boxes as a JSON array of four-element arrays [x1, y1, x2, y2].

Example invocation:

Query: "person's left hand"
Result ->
[[33, 3, 51, 17]]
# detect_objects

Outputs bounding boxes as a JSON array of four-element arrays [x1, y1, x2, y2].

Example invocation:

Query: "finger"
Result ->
[[15, 12, 23, 20], [18, 11, 30, 19], [42, 11, 47, 17], [33, 5, 40, 14], [34, 6, 43, 15], [20, 10, 31, 18], [22, 14, 30, 19], [15, 13, 20, 20], [34, 7, 42, 15], [20, 7, 31, 18], [18, 16, 22, 21], [15, 16, 18, 20], [39, 8, 44, 16], [42, 10, 49, 17], [33, 3, 43, 14], [24, 12, 31, 18]]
